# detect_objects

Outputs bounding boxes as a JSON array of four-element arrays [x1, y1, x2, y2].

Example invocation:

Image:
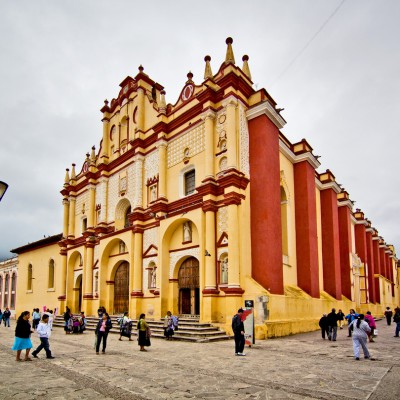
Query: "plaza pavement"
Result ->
[[0, 319, 399, 400]]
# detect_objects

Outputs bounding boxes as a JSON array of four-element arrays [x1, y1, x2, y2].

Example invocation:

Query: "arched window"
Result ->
[[48, 259, 55, 289], [10, 273, 16, 309], [27, 264, 33, 291], [4, 274, 9, 308], [184, 169, 196, 196], [281, 186, 289, 257], [124, 206, 131, 228]]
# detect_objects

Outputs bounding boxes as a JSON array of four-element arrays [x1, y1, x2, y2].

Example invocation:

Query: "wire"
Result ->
[[270, 0, 347, 88]]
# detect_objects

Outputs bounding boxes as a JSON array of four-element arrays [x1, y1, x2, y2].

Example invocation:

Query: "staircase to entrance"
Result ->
[[53, 315, 231, 342]]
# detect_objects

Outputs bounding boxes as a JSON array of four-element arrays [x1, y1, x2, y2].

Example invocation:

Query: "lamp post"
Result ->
[[0, 181, 9, 202]]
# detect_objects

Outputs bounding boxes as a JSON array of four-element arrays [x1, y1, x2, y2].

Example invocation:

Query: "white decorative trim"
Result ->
[[246, 101, 286, 129], [315, 178, 341, 194], [239, 103, 250, 177], [169, 247, 200, 279], [279, 139, 320, 169], [338, 199, 353, 210]]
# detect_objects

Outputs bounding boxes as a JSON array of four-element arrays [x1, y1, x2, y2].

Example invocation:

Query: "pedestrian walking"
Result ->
[[163, 311, 175, 340], [232, 308, 245, 356], [3, 307, 11, 327], [32, 308, 41, 330], [327, 308, 338, 341], [393, 307, 400, 337], [11, 311, 33, 361], [364, 311, 377, 342], [337, 309, 345, 329], [118, 311, 133, 341], [348, 314, 371, 360], [32, 314, 55, 359], [318, 314, 329, 339], [345, 309, 358, 337], [137, 313, 151, 351], [384, 306, 393, 326], [95, 312, 113, 354]]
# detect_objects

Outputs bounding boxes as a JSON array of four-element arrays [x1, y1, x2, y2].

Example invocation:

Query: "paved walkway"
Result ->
[[0, 319, 399, 400]]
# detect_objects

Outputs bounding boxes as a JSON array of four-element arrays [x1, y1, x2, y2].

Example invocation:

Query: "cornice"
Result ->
[[246, 100, 286, 129], [315, 178, 341, 194]]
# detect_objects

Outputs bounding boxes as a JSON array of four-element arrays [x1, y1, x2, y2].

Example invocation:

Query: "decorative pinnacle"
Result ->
[[242, 55, 252, 80], [104, 99, 109, 105], [204, 55, 213, 80], [138, 65, 144, 73], [225, 37, 235, 64], [70, 164, 76, 180], [159, 90, 166, 112], [187, 71, 194, 81], [64, 168, 70, 185]]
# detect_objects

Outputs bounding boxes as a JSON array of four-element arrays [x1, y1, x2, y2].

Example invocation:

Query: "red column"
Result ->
[[379, 247, 387, 278], [365, 231, 376, 303], [248, 114, 283, 294], [320, 188, 342, 299], [338, 204, 352, 299], [294, 161, 319, 297], [372, 238, 381, 303]]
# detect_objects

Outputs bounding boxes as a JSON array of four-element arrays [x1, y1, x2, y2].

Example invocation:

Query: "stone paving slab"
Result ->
[[0, 319, 399, 399]]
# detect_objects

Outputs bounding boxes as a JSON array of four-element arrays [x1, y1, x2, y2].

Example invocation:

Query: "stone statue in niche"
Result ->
[[150, 184, 157, 202], [221, 257, 228, 284], [150, 267, 157, 288], [183, 221, 192, 242]]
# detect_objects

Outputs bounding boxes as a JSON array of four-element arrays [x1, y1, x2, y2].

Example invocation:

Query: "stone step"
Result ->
[[53, 315, 231, 343]]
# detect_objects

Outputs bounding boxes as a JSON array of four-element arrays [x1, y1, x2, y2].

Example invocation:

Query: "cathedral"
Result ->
[[11, 38, 399, 338]]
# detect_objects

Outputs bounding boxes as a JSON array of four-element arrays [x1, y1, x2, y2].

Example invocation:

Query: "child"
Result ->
[[32, 314, 55, 359]]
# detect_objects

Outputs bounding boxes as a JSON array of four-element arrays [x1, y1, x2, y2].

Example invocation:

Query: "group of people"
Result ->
[[0, 308, 12, 327], [32, 308, 55, 330], [384, 306, 400, 337], [11, 310, 55, 361], [318, 306, 400, 361], [94, 307, 152, 353], [163, 311, 179, 340], [63, 307, 87, 334]]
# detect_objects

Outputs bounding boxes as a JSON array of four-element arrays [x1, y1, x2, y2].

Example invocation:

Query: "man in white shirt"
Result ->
[[32, 315, 55, 359]]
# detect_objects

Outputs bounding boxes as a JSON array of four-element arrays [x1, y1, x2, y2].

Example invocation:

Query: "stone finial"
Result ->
[[225, 37, 235, 64], [64, 168, 70, 185], [204, 55, 213, 80], [242, 55, 252, 80], [104, 99, 109, 106], [159, 90, 167, 113], [186, 71, 194, 83], [90, 146, 96, 166], [138, 65, 144, 73], [70, 164, 76, 181]]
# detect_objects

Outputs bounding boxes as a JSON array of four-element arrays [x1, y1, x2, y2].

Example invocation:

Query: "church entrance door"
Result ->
[[114, 262, 129, 314], [178, 257, 199, 315]]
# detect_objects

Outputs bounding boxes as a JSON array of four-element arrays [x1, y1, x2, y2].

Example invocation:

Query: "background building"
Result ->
[[11, 38, 399, 338], [0, 257, 18, 318]]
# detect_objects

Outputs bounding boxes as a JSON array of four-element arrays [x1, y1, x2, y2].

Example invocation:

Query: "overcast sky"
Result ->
[[1, 0, 399, 261]]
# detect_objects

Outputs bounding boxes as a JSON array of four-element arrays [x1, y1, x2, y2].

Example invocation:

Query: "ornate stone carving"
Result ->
[[169, 247, 200, 279], [144, 150, 159, 181], [143, 227, 159, 251], [75, 192, 89, 217], [167, 124, 205, 168], [239, 103, 250, 177], [217, 207, 228, 237]]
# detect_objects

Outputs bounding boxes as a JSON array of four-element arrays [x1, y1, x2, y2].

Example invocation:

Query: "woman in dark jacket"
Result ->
[[95, 312, 112, 354], [12, 311, 34, 361]]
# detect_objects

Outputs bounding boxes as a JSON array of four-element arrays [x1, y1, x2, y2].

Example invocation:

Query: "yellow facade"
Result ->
[[11, 38, 399, 338]]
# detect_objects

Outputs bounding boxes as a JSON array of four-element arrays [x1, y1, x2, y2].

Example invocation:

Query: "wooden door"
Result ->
[[178, 257, 199, 315], [114, 262, 129, 314]]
